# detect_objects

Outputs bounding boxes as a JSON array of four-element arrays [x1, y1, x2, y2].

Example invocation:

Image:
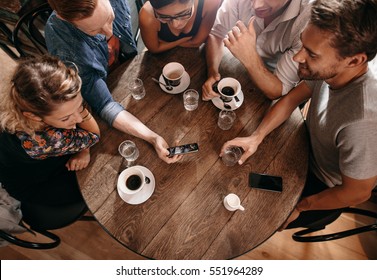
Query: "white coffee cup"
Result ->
[[223, 193, 245, 211], [162, 62, 185, 87], [217, 77, 241, 103], [118, 167, 150, 195]]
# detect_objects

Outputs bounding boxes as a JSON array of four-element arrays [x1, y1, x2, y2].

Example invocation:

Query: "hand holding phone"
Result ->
[[249, 173, 283, 193], [167, 143, 199, 157]]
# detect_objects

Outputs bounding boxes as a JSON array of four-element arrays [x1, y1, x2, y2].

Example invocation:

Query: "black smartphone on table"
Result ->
[[167, 143, 199, 157], [249, 172, 283, 193]]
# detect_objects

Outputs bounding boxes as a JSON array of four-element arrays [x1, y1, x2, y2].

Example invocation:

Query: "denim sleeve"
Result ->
[[111, 0, 137, 55], [80, 71, 124, 126]]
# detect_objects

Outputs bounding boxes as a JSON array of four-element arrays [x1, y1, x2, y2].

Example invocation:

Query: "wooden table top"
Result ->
[[77, 47, 309, 260]]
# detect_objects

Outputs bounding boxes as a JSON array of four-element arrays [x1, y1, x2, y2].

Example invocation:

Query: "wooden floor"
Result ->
[[1, 50, 376, 260]]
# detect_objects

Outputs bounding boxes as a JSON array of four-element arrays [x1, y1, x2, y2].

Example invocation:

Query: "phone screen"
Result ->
[[168, 143, 199, 157], [249, 173, 283, 193]]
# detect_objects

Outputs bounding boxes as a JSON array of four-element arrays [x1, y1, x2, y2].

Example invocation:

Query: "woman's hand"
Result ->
[[66, 148, 91, 171]]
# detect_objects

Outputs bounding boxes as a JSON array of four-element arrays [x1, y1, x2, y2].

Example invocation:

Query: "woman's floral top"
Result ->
[[16, 127, 100, 160]]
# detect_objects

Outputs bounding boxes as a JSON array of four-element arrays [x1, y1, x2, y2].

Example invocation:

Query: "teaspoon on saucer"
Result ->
[[152, 77, 173, 91]]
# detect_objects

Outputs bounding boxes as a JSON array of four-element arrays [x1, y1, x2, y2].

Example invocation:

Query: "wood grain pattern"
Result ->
[[76, 47, 309, 259]]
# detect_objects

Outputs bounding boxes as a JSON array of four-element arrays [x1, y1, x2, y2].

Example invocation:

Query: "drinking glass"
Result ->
[[128, 78, 146, 100], [218, 110, 236, 130], [222, 146, 242, 167], [118, 140, 139, 167], [183, 89, 199, 111]]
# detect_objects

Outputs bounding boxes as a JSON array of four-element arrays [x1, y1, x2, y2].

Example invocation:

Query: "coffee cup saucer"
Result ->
[[211, 90, 244, 110], [159, 71, 190, 94], [117, 165, 155, 205]]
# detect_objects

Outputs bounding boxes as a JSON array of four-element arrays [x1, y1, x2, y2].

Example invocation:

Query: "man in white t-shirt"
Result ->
[[220, 0, 377, 229], [202, 0, 312, 100]]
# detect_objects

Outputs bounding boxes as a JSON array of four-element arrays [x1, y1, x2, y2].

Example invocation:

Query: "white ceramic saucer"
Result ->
[[159, 71, 190, 94], [211, 90, 244, 110], [117, 165, 155, 205]]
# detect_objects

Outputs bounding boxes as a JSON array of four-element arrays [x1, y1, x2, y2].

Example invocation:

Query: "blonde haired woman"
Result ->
[[0, 55, 100, 228]]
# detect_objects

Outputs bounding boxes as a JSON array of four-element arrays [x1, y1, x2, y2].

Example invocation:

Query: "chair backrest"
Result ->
[[292, 207, 377, 242], [12, 2, 52, 58], [0, 183, 60, 249]]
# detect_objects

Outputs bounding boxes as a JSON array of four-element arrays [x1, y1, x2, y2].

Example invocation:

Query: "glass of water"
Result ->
[[183, 89, 199, 111], [222, 146, 242, 167], [118, 140, 139, 167], [218, 110, 236, 130], [128, 78, 146, 100]]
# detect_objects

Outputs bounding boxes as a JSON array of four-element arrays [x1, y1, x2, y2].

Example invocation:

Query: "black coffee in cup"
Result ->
[[221, 86, 235, 96], [126, 174, 142, 191]]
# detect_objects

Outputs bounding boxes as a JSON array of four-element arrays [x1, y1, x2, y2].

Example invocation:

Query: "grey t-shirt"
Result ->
[[305, 69, 377, 187]]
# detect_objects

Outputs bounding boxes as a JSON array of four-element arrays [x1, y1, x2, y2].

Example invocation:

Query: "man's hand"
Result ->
[[152, 135, 182, 164], [224, 18, 258, 69], [202, 73, 221, 101], [220, 134, 262, 165]]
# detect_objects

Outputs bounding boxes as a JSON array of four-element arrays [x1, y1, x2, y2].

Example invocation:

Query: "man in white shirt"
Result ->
[[202, 0, 311, 100]]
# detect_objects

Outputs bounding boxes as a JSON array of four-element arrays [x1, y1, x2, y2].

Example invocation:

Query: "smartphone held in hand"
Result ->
[[168, 143, 199, 157]]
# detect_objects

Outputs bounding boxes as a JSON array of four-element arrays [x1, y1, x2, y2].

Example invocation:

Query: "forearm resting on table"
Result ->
[[179, 39, 204, 48], [146, 37, 192, 53], [296, 175, 377, 212]]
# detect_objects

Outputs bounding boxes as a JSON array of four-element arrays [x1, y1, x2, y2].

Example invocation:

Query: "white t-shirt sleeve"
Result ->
[[211, 0, 251, 39], [274, 4, 311, 95]]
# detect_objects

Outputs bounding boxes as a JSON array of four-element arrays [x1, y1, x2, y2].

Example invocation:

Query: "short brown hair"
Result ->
[[311, 0, 377, 61], [48, 0, 97, 21]]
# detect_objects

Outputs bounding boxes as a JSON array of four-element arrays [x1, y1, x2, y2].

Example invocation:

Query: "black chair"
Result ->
[[12, 2, 52, 57], [0, 22, 19, 59], [0, 222, 61, 250], [0, 170, 95, 250], [292, 207, 377, 242], [0, 200, 95, 250]]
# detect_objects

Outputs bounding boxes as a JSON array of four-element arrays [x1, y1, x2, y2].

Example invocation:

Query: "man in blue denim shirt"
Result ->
[[45, 0, 180, 163]]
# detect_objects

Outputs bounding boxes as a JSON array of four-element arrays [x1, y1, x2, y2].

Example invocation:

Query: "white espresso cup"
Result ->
[[162, 62, 185, 87], [217, 77, 241, 103], [223, 193, 245, 211], [118, 167, 150, 195]]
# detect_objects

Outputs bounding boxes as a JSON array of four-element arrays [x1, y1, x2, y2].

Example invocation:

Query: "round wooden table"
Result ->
[[77, 47, 309, 259]]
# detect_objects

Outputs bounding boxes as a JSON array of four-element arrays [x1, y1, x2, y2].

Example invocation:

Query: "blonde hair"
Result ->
[[0, 55, 82, 135]]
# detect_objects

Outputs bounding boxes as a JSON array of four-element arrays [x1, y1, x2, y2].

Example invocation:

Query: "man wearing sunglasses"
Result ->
[[202, 0, 312, 101]]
